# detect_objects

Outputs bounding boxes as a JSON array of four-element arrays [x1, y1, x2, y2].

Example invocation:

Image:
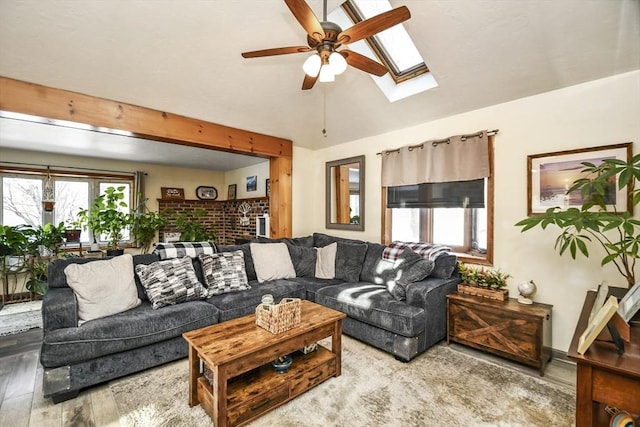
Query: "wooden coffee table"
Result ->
[[182, 300, 346, 426]]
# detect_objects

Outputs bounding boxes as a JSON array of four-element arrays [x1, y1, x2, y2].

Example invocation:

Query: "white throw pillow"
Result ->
[[250, 242, 296, 283], [315, 242, 337, 279], [64, 254, 141, 323]]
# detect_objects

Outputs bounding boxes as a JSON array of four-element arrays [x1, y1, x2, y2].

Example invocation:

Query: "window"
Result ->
[[0, 168, 133, 246], [342, 0, 429, 83], [383, 140, 494, 265]]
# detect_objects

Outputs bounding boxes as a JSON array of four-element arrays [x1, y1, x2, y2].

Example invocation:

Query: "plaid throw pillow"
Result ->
[[382, 241, 451, 261], [198, 251, 251, 296], [153, 242, 217, 260]]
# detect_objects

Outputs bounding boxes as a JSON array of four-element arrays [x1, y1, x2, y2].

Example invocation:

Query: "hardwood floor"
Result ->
[[0, 328, 577, 426]]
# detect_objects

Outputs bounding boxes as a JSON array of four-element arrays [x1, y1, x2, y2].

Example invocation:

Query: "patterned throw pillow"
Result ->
[[198, 251, 251, 296], [152, 242, 217, 260], [134, 256, 208, 309]]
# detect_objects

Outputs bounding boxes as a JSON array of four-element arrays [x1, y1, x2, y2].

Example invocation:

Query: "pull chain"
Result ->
[[322, 86, 327, 137]]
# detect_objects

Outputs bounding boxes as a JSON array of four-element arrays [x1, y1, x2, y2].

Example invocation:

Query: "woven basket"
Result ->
[[256, 298, 301, 334]]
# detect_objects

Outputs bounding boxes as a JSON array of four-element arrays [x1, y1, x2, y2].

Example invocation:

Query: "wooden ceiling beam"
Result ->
[[0, 76, 292, 158]]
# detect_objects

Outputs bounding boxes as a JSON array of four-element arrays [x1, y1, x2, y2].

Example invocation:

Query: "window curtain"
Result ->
[[134, 171, 146, 212], [381, 131, 490, 187]]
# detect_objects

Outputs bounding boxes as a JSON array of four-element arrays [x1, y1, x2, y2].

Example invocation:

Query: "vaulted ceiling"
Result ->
[[0, 0, 638, 169]]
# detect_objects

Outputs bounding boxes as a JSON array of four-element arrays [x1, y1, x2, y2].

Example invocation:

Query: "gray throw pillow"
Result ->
[[335, 241, 368, 283], [135, 256, 208, 309], [431, 254, 458, 279], [286, 244, 317, 278], [377, 249, 435, 301], [198, 251, 251, 296]]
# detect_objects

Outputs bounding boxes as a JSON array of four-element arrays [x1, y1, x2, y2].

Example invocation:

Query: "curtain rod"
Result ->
[[0, 160, 138, 176], [376, 129, 499, 155]]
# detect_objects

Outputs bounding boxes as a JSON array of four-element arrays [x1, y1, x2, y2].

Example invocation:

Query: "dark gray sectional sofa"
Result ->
[[40, 233, 459, 402]]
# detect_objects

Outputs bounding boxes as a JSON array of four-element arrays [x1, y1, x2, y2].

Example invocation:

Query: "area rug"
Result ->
[[110, 336, 575, 426], [0, 300, 42, 336]]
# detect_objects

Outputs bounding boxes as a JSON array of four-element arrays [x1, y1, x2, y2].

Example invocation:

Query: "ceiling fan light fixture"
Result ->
[[319, 65, 335, 82], [302, 54, 322, 77], [328, 51, 347, 75]]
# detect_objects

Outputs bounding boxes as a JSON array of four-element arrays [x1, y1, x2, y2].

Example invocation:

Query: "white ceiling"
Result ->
[[0, 0, 638, 169]]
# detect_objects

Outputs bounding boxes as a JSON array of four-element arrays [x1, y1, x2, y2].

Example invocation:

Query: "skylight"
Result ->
[[329, 0, 437, 102], [343, 0, 428, 81]]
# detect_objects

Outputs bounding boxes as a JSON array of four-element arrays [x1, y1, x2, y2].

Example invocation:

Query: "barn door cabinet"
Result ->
[[447, 293, 552, 375]]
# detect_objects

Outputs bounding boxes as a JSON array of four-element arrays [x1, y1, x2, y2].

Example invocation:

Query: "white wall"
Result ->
[[292, 70, 640, 351], [223, 161, 270, 200]]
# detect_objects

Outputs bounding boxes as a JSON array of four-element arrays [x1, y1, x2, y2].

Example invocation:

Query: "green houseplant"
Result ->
[[77, 186, 131, 254], [130, 196, 167, 253], [164, 209, 216, 242], [516, 154, 640, 288], [457, 262, 511, 300]]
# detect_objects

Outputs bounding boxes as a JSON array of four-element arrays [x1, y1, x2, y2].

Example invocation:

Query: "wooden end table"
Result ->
[[568, 291, 640, 426], [182, 300, 346, 427]]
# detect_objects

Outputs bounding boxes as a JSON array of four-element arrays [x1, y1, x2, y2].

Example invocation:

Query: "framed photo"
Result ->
[[228, 184, 237, 200], [246, 175, 257, 192], [618, 281, 640, 323], [161, 187, 185, 200], [578, 295, 619, 354], [266, 179, 271, 197], [196, 186, 218, 200], [527, 143, 632, 215]]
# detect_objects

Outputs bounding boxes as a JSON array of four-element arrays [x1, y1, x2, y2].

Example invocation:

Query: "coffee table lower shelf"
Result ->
[[197, 346, 337, 426]]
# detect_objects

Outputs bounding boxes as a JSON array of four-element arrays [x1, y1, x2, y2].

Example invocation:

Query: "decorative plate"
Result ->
[[196, 186, 218, 200]]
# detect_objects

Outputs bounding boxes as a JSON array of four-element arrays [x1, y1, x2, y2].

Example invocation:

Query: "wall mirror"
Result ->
[[326, 155, 365, 231]]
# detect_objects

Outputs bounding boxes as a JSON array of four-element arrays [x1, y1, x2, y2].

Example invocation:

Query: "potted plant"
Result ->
[[25, 256, 49, 296], [130, 196, 167, 253], [457, 262, 511, 301], [164, 209, 216, 242], [0, 224, 34, 273], [77, 186, 131, 256], [516, 154, 640, 289], [31, 222, 66, 257], [63, 216, 83, 243]]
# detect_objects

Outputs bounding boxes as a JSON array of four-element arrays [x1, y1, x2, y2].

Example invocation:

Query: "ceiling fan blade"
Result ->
[[284, 0, 325, 43], [341, 51, 388, 77], [337, 6, 410, 45], [302, 73, 318, 90], [242, 46, 312, 58]]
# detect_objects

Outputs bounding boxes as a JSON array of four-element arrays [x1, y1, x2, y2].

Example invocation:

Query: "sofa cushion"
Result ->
[[198, 251, 251, 296], [40, 300, 219, 368], [315, 282, 427, 337], [64, 254, 141, 323], [288, 276, 343, 302], [153, 242, 217, 260], [315, 242, 337, 279], [250, 242, 296, 283], [217, 243, 256, 281], [135, 256, 208, 309], [313, 232, 364, 248], [335, 241, 368, 282], [257, 235, 314, 248], [207, 279, 306, 322], [376, 249, 435, 300], [359, 243, 386, 283], [286, 244, 317, 278]]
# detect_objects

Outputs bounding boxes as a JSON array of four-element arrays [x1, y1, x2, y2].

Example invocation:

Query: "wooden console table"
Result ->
[[567, 291, 640, 426]]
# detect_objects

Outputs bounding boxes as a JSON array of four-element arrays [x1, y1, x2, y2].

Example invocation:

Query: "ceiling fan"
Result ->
[[241, 0, 411, 90]]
